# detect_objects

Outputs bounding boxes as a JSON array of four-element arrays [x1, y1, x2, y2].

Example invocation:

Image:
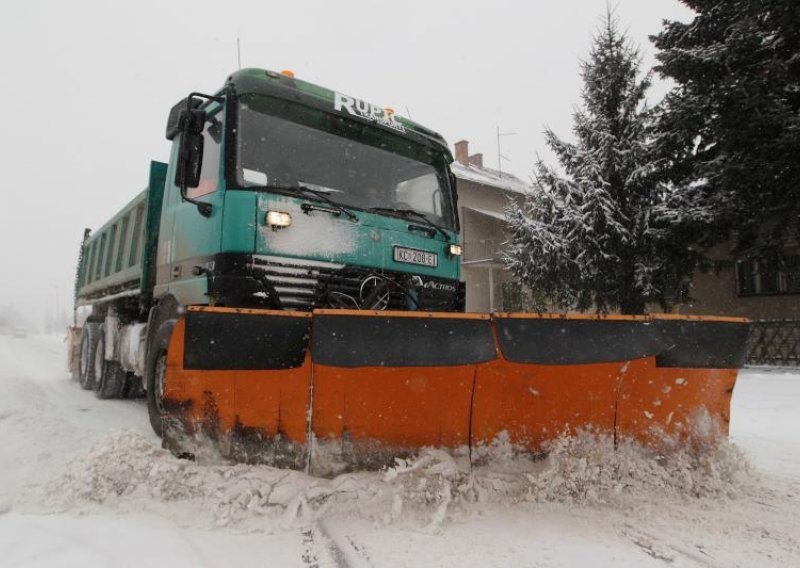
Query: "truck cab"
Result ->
[[159, 68, 464, 313]]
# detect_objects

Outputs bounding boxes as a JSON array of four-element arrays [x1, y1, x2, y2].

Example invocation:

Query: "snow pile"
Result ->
[[524, 430, 753, 504], [384, 429, 754, 522], [45, 428, 755, 531], [45, 431, 315, 528]]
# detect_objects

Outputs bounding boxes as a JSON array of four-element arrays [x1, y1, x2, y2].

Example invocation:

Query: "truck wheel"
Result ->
[[78, 323, 100, 390], [145, 320, 176, 437], [93, 331, 126, 399]]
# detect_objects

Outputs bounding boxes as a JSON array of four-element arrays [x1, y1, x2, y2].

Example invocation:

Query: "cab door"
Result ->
[[155, 106, 225, 305]]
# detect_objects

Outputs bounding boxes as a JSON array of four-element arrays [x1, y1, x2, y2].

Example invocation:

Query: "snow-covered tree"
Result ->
[[505, 14, 707, 314], [652, 1, 800, 254]]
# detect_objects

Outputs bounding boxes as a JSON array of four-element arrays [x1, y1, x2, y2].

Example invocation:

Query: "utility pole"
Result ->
[[496, 126, 517, 175]]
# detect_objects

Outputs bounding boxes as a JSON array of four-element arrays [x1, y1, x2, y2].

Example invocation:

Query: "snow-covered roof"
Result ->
[[464, 206, 507, 222], [451, 162, 530, 195]]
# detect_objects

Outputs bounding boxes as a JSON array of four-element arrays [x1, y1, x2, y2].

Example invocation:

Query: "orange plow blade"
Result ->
[[471, 314, 670, 452], [162, 307, 312, 467], [615, 315, 749, 447], [309, 310, 496, 472], [161, 307, 749, 471]]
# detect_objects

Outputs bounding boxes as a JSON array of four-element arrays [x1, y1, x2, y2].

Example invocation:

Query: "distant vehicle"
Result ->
[[12, 327, 27, 338]]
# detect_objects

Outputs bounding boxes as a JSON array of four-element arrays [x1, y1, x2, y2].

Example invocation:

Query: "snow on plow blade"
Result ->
[[162, 307, 749, 472]]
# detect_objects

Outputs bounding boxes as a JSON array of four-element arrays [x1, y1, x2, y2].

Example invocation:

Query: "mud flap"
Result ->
[[309, 310, 497, 473], [162, 307, 312, 467], [615, 316, 749, 448]]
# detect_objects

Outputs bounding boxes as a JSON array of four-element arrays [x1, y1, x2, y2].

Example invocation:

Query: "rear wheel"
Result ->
[[78, 323, 100, 390], [94, 331, 126, 399], [145, 320, 176, 437]]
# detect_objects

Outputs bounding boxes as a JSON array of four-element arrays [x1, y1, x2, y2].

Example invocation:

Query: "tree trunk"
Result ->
[[619, 265, 646, 315], [619, 295, 646, 315]]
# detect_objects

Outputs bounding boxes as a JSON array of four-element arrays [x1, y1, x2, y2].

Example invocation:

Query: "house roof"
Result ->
[[451, 162, 530, 195]]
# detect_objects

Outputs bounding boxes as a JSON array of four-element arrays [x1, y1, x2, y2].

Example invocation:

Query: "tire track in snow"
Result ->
[[622, 524, 725, 568], [301, 523, 352, 568], [300, 528, 323, 567], [316, 520, 374, 568], [301, 520, 374, 568]]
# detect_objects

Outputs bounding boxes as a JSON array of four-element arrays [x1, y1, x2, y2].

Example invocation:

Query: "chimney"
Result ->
[[468, 153, 483, 168], [454, 140, 469, 166]]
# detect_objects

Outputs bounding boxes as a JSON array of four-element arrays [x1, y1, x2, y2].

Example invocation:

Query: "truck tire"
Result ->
[[94, 331, 126, 399], [145, 320, 176, 437], [78, 323, 100, 390]]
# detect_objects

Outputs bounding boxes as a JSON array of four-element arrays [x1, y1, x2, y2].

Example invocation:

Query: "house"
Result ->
[[679, 235, 800, 320], [450, 140, 530, 312], [677, 234, 800, 366]]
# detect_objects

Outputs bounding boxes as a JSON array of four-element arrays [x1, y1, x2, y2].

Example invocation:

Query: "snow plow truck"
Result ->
[[69, 68, 750, 472]]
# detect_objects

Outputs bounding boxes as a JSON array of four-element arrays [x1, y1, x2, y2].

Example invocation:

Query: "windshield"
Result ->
[[234, 94, 456, 230]]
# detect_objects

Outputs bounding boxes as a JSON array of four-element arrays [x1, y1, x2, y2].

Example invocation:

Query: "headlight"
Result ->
[[448, 243, 463, 256], [266, 211, 292, 229]]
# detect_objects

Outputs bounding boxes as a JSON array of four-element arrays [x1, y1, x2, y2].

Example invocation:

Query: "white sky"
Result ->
[[0, 0, 693, 328]]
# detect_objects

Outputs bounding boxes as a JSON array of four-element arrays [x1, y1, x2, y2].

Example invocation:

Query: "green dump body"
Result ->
[[75, 161, 166, 309]]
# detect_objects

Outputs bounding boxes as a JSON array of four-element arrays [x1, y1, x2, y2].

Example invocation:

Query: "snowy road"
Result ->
[[1, 334, 798, 567]]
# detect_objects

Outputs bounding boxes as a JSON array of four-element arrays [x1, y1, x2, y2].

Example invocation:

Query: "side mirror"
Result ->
[[168, 91, 225, 218], [174, 108, 206, 190]]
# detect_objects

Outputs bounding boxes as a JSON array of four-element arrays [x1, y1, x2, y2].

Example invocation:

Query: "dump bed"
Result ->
[[75, 161, 167, 307]]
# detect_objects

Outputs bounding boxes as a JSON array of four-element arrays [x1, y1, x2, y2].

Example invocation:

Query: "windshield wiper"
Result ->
[[369, 207, 450, 241], [262, 183, 359, 222]]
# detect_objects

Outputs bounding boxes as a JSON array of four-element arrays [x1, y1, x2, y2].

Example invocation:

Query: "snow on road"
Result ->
[[730, 368, 800, 480], [0, 334, 798, 567]]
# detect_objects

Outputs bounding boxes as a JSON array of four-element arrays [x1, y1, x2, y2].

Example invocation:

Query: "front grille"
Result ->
[[250, 255, 458, 311], [251, 255, 344, 310]]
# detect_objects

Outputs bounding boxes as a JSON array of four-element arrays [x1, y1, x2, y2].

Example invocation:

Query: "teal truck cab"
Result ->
[[160, 68, 463, 313]]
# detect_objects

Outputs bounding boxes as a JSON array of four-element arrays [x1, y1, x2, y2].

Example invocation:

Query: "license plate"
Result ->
[[393, 246, 438, 267]]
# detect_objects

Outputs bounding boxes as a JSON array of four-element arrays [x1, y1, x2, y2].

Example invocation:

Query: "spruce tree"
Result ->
[[505, 14, 704, 314], [652, 1, 800, 253]]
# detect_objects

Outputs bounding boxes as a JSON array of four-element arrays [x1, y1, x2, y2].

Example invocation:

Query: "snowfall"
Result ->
[[0, 334, 798, 567]]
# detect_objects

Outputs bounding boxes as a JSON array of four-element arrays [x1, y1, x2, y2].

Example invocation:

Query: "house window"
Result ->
[[736, 260, 756, 295], [735, 255, 800, 296], [502, 281, 524, 312]]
